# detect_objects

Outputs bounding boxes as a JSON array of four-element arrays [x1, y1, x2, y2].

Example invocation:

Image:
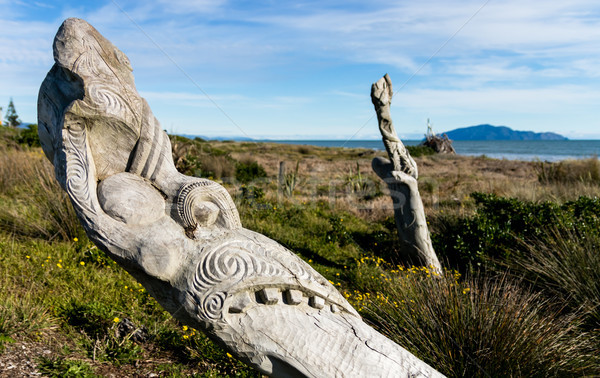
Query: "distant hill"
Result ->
[[444, 124, 567, 141], [178, 134, 255, 142]]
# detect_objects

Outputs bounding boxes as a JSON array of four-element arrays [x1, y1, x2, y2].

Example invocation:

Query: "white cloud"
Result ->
[[393, 85, 600, 114]]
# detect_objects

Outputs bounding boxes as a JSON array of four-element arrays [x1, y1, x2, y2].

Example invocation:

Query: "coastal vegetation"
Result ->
[[0, 130, 599, 376]]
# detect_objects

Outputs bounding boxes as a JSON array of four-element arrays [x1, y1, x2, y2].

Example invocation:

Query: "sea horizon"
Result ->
[[255, 139, 600, 162]]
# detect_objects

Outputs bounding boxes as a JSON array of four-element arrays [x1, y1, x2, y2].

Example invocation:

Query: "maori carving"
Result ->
[[371, 74, 442, 272], [38, 18, 443, 377]]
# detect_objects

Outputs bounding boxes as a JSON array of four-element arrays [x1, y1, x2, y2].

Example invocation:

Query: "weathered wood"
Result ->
[[371, 74, 442, 272], [38, 18, 443, 377]]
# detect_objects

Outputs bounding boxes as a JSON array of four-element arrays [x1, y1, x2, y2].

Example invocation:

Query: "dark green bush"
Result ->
[[431, 193, 600, 270], [17, 124, 41, 147], [406, 145, 435, 157], [235, 160, 267, 184]]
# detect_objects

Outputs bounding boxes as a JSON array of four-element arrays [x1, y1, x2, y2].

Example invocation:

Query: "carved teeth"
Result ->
[[285, 289, 303, 305], [330, 304, 339, 313], [257, 288, 279, 305], [309, 296, 325, 309], [228, 292, 252, 314]]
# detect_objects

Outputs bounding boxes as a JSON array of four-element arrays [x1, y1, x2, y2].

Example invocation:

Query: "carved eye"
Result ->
[[193, 201, 220, 227]]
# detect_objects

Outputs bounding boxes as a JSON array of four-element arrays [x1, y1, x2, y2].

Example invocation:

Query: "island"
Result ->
[[444, 124, 567, 141]]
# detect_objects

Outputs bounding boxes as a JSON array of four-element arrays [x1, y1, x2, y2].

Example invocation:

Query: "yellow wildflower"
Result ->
[[56, 263, 62, 268], [80, 261, 85, 266], [73, 237, 78, 242], [113, 317, 120, 323]]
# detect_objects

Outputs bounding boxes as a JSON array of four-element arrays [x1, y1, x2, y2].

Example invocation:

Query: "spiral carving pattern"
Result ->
[[202, 292, 226, 320], [194, 240, 283, 293], [177, 181, 214, 229]]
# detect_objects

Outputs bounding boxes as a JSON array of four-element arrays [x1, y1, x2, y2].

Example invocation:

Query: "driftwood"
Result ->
[[422, 134, 456, 154], [371, 74, 442, 271], [422, 119, 455, 154], [37, 18, 443, 377]]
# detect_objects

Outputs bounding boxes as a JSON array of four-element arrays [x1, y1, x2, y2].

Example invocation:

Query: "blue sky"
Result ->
[[1, 0, 600, 139]]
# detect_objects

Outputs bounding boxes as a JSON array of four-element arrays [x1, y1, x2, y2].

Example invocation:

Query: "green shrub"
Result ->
[[239, 185, 266, 207], [235, 160, 267, 184], [170, 134, 236, 178], [431, 193, 600, 270], [17, 124, 41, 147], [406, 145, 436, 157]]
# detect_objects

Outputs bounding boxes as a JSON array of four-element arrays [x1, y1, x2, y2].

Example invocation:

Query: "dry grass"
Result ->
[[537, 156, 600, 184], [0, 146, 40, 194], [0, 148, 83, 242]]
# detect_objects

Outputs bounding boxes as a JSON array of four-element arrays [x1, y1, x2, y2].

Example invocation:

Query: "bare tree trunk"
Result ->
[[371, 74, 442, 271]]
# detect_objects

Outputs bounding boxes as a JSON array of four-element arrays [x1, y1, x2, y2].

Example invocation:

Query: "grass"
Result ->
[[511, 228, 600, 328], [362, 269, 598, 377], [537, 156, 600, 184], [1, 132, 599, 376]]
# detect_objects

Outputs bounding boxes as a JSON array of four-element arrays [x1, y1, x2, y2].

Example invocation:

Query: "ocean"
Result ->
[[262, 140, 600, 162]]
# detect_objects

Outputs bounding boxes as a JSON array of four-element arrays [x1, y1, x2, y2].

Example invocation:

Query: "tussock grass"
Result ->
[[364, 270, 599, 377], [511, 228, 600, 327]]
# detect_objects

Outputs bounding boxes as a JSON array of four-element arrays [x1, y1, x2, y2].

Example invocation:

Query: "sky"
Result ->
[[1, 0, 600, 140]]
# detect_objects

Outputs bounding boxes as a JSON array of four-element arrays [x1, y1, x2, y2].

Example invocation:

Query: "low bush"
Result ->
[[17, 124, 41, 147], [235, 160, 267, 184], [406, 145, 436, 157], [431, 193, 600, 269]]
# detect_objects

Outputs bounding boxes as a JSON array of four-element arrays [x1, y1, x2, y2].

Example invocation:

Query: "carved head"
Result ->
[[38, 18, 145, 181]]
